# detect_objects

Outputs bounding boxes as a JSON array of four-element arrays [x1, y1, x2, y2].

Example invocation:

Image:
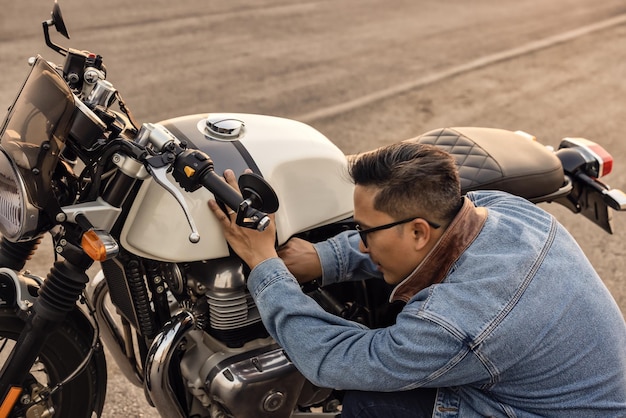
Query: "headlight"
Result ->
[[0, 149, 39, 241]]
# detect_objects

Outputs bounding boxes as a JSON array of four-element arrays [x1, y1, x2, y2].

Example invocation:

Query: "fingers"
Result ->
[[209, 168, 255, 223], [207, 169, 239, 217], [208, 200, 233, 225], [223, 169, 239, 191]]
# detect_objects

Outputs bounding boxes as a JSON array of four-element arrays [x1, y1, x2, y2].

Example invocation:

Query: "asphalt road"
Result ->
[[2, 1, 626, 416]]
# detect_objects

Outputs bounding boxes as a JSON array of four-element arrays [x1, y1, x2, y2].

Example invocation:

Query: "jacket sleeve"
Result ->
[[312, 230, 382, 286], [247, 258, 490, 391]]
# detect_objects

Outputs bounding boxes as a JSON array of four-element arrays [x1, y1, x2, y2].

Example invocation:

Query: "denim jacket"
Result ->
[[248, 191, 626, 417]]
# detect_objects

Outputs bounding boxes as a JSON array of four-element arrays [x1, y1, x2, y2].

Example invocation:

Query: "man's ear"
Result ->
[[411, 219, 432, 251]]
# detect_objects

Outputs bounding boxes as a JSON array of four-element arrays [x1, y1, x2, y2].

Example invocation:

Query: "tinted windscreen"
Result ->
[[0, 56, 75, 207]]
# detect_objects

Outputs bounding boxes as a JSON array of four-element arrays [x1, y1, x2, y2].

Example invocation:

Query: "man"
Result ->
[[208, 142, 626, 417]]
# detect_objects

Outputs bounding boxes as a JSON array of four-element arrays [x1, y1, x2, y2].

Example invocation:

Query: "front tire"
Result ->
[[0, 308, 107, 417]]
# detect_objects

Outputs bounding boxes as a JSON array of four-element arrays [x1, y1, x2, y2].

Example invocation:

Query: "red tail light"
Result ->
[[559, 137, 613, 178]]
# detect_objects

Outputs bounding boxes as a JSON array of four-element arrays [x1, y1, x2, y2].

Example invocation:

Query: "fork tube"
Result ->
[[0, 237, 43, 271], [0, 258, 90, 405]]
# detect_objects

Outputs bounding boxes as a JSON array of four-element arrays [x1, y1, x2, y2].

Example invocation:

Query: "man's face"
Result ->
[[353, 185, 424, 285]]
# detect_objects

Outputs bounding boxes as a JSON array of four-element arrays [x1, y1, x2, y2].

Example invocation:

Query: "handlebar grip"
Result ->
[[201, 170, 246, 211], [200, 170, 271, 231]]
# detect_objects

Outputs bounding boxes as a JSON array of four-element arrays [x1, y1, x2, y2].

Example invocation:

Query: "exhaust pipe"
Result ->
[[144, 310, 196, 418]]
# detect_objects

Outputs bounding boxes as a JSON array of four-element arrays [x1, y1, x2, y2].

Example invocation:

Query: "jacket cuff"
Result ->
[[248, 257, 293, 296], [313, 236, 346, 286]]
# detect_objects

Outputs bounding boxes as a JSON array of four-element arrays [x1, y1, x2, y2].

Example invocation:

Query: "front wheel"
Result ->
[[0, 308, 107, 417]]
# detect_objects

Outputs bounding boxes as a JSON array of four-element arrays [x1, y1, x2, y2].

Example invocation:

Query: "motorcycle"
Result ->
[[0, 3, 625, 417]]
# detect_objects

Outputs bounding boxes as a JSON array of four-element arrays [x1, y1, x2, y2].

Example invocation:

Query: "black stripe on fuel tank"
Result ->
[[161, 117, 262, 177]]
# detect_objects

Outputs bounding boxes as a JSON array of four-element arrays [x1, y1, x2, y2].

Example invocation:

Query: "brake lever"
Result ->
[[144, 162, 201, 243]]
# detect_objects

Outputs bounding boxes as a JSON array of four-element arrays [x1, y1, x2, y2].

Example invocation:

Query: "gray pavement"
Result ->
[[2, 1, 626, 416]]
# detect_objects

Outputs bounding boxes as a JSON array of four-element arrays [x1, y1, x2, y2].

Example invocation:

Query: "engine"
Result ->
[[186, 258, 267, 348], [178, 258, 329, 417]]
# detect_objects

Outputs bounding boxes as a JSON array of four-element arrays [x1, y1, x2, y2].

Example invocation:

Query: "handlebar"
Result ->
[[139, 123, 276, 237], [199, 169, 272, 232]]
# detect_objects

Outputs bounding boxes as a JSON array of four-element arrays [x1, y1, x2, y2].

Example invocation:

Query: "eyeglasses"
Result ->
[[356, 216, 441, 247]]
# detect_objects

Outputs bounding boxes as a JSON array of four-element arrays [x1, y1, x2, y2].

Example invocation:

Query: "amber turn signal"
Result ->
[[81, 229, 120, 261]]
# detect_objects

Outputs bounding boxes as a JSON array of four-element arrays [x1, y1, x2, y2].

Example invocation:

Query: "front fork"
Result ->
[[0, 238, 42, 272], [0, 236, 93, 414]]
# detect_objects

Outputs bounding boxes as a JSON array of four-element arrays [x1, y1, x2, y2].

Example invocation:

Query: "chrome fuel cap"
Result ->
[[201, 116, 245, 141]]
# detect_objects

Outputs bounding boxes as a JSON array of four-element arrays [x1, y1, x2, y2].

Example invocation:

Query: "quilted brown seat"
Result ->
[[410, 127, 564, 200]]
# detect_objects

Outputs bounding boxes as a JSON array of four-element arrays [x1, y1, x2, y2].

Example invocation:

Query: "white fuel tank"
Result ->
[[120, 113, 354, 262]]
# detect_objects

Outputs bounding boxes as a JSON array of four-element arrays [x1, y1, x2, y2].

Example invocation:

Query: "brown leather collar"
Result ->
[[389, 197, 488, 303]]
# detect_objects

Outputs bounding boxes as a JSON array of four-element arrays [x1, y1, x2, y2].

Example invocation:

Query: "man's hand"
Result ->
[[207, 169, 278, 269], [277, 238, 322, 283]]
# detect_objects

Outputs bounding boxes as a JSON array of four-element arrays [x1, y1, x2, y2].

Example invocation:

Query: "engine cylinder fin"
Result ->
[[206, 291, 260, 330]]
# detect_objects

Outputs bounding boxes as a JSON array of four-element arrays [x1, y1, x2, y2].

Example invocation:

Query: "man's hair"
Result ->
[[349, 141, 462, 223]]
